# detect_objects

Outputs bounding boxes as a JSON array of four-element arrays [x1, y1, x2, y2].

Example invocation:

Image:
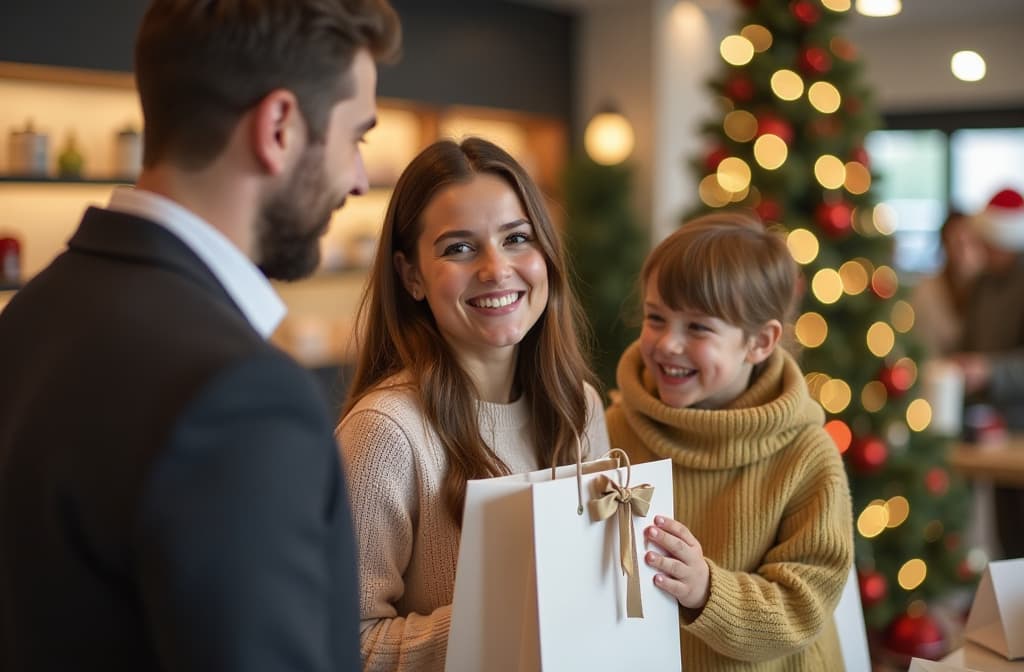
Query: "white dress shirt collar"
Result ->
[[106, 186, 286, 338]]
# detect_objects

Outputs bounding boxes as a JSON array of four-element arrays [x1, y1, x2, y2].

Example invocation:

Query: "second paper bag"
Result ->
[[445, 456, 681, 671]]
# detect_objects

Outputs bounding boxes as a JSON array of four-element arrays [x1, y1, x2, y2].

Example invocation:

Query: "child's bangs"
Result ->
[[652, 234, 746, 326]]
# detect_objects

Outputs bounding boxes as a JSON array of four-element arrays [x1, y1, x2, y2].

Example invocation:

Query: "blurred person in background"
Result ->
[[910, 210, 987, 358], [952, 188, 1024, 559]]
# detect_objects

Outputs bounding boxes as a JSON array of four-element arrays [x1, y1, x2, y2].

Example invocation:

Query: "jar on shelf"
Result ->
[[7, 120, 49, 176], [114, 125, 142, 179]]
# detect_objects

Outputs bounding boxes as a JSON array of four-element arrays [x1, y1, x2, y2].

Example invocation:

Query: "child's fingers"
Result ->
[[645, 549, 687, 578], [676, 525, 701, 549], [650, 567, 705, 608], [645, 525, 691, 561], [651, 516, 702, 551]]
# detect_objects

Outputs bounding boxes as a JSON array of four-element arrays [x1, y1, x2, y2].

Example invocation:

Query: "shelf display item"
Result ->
[[7, 121, 49, 176], [0, 234, 22, 288], [57, 133, 85, 178], [115, 126, 142, 179]]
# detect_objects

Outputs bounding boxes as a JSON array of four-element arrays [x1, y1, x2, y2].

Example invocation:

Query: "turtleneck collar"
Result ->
[[615, 342, 825, 470]]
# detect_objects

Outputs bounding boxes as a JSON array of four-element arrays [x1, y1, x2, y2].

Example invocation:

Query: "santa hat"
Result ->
[[975, 188, 1024, 251]]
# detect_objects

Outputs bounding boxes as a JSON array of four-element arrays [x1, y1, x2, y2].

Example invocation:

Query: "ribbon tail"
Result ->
[[619, 503, 644, 618]]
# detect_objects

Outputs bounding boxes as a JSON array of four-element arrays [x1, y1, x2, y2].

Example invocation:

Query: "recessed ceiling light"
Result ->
[[855, 0, 901, 17], [951, 51, 986, 82]]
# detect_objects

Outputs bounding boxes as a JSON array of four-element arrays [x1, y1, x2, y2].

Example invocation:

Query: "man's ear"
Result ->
[[393, 251, 424, 301], [250, 89, 301, 176], [746, 319, 782, 364]]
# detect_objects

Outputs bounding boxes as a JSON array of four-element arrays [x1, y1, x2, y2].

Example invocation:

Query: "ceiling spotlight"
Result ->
[[855, 0, 901, 17], [951, 50, 986, 82]]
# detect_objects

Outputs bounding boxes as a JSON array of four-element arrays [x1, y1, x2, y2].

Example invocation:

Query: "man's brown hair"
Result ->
[[134, 0, 400, 170]]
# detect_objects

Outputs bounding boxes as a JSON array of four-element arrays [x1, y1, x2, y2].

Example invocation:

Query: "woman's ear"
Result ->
[[393, 251, 424, 301], [746, 319, 782, 364]]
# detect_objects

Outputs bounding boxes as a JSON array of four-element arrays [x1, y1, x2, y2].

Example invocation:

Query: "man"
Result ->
[[0, 1, 399, 670], [953, 187, 1024, 559]]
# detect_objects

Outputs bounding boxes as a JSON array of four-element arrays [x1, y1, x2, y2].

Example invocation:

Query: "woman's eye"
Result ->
[[442, 242, 473, 256], [689, 322, 710, 332], [644, 313, 664, 324], [506, 231, 531, 245]]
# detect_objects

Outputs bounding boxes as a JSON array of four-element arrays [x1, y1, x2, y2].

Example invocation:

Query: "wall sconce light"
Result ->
[[584, 106, 635, 165]]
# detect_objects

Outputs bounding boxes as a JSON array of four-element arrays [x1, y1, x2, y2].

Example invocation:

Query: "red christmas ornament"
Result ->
[[957, 558, 977, 582], [850, 145, 870, 168], [925, 467, 950, 496], [790, 0, 821, 26], [815, 201, 853, 239], [878, 363, 913, 397], [884, 612, 947, 660], [798, 46, 832, 75], [755, 114, 794, 145], [858, 570, 888, 608], [847, 435, 888, 474], [755, 197, 783, 223], [704, 146, 730, 172], [724, 74, 755, 103]]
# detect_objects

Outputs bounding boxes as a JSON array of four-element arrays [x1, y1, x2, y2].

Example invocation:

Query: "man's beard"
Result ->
[[256, 144, 339, 281]]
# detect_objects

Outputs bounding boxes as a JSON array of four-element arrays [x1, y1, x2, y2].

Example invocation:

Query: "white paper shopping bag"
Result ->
[[908, 657, 981, 672], [964, 558, 1024, 659], [446, 454, 681, 671]]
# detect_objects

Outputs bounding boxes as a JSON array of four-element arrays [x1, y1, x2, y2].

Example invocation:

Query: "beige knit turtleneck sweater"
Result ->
[[606, 343, 853, 671], [338, 376, 609, 672]]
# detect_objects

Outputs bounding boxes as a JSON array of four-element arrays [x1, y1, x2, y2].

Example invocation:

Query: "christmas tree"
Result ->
[[565, 155, 646, 397], [687, 0, 975, 661]]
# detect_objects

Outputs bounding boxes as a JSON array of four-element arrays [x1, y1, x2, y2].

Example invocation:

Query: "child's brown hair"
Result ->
[[641, 211, 798, 337]]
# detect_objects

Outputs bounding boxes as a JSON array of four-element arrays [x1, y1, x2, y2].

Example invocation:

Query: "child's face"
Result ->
[[639, 282, 758, 410]]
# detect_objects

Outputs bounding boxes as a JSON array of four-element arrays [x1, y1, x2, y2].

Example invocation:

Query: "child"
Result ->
[[606, 212, 854, 670], [338, 137, 610, 671]]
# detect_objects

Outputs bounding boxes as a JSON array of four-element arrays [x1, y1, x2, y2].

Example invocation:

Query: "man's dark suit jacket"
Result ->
[[0, 207, 361, 671]]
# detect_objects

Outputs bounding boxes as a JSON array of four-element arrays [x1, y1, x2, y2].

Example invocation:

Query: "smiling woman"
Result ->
[[335, 136, 610, 672], [395, 172, 549, 377]]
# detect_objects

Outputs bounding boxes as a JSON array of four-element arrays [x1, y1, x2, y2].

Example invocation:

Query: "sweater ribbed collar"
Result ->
[[476, 394, 530, 431], [615, 342, 824, 470]]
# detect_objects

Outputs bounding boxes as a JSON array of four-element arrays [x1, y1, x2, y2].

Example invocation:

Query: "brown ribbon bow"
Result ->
[[588, 457, 655, 619]]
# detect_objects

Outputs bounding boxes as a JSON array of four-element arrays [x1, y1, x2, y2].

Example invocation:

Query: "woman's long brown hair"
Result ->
[[341, 137, 598, 524]]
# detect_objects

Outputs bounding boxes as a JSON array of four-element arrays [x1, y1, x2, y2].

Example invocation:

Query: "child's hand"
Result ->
[[644, 515, 710, 610]]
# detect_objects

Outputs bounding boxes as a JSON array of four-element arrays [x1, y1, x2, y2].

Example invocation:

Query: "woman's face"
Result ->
[[395, 173, 549, 366]]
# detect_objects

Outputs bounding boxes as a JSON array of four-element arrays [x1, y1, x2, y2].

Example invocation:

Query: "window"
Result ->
[[866, 109, 1024, 277], [950, 128, 1024, 213], [865, 129, 947, 275]]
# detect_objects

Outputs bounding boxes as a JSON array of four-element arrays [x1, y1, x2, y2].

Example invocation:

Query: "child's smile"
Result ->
[[639, 283, 757, 410]]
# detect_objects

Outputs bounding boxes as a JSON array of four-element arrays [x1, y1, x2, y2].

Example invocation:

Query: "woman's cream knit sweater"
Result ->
[[606, 344, 854, 671], [338, 376, 609, 672]]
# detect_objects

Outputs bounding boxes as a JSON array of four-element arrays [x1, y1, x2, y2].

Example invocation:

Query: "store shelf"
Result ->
[[0, 175, 131, 185]]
